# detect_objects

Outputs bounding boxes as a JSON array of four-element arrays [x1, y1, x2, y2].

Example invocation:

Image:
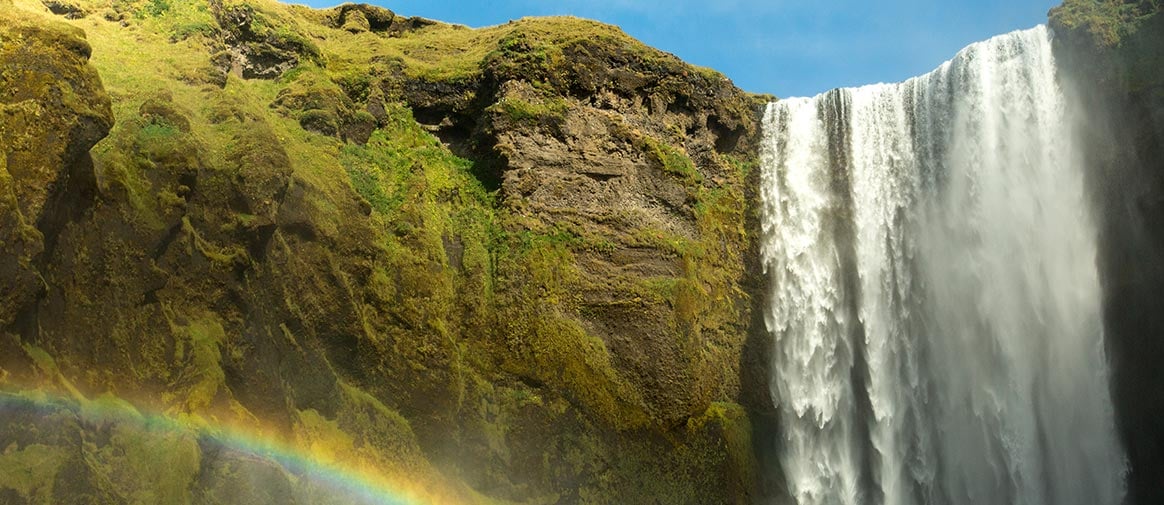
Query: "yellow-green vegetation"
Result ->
[[0, 392, 202, 504], [0, 444, 69, 503], [0, 4, 113, 325], [492, 233, 652, 431], [1050, 0, 1161, 46], [85, 403, 202, 504], [1052, 0, 1164, 94], [478, 20, 725, 92], [340, 104, 489, 216], [164, 310, 228, 412], [638, 131, 703, 183], [0, 390, 451, 504], [489, 95, 569, 128]]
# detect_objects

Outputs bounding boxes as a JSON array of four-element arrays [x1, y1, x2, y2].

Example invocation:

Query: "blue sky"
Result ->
[[299, 0, 1060, 97]]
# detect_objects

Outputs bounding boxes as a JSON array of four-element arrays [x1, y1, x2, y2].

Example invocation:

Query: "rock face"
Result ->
[[1050, 2, 1164, 504], [322, 3, 435, 35], [0, 10, 111, 328], [0, 1, 765, 503], [207, 0, 319, 80], [452, 19, 760, 429]]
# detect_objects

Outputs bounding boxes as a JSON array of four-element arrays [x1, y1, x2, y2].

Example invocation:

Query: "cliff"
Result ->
[[10, 0, 1161, 503], [1050, 1, 1164, 504], [0, 0, 768, 503]]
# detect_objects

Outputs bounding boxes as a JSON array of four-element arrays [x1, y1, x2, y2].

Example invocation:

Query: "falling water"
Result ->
[[760, 26, 1127, 505]]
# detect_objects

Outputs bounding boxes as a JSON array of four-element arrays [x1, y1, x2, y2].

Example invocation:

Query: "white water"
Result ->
[[760, 26, 1127, 505]]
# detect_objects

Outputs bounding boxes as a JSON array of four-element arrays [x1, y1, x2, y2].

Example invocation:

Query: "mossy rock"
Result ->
[[41, 0, 88, 19], [339, 7, 369, 33], [342, 109, 377, 144], [139, 95, 192, 133], [225, 121, 291, 223], [0, 9, 112, 325], [0, 11, 111, 219], [325, 4, 397, 33], [211, 1, 320, 79], [272, 71, 380, 142], [298, 108, 339, 136]]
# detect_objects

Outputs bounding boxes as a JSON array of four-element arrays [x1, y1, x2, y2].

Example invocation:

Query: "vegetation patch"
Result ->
[[491, 94, 569, 128], [1051, 0, 1162, 46]]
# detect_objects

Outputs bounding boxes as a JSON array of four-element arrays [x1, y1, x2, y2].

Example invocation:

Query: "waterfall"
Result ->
[[759, 26, 1127, 505]]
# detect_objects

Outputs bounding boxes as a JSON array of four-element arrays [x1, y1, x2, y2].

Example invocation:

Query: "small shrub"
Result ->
[[143, 0, 170, 18]]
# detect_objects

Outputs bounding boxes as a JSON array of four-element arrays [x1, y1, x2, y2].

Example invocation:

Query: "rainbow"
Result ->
[[0, 389, 441, 505]]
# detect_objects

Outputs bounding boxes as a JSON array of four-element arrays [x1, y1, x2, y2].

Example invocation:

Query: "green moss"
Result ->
[[477, 19, 682, 93], [688, 402, 755, 482], [0, 154, 44, 261], [182, 217, 249, 267], [487, 31, 561, 83], [491, 226, 650, 430], [298, 108, 339, 135], [136, 121, 181, 147], [169, 18, 217, 42], [653, 142, 700, 183], [344, 161, 394, 214], [339, 103, 491, 218], [748, 92, 778, 108], [21, 344, 60, 378], [723, 154, 757, 180], [616, 125, 703, 185], [218, 0, 321, 59], [0, 444, 69, 502], [0, 392, 203, 504], [330, 70, 372, 103], [546, 400, 756, 504], [490, 94, 569, 128], [317, 381, 435, 478], [164, 310, 228, 412], [1052, 2, 1164, 99], [87, 406, 202, 504]]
